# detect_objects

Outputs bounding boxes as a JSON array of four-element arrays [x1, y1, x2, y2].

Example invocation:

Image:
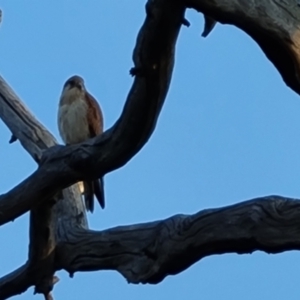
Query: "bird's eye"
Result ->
[[64, 81, 72, 88]]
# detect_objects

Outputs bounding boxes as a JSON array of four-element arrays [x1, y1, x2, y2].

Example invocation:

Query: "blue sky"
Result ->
[[1, 1, 300, 299]]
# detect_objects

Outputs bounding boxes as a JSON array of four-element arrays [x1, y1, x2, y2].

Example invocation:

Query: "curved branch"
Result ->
[[55, 196, 300, 284], [0, 262, 59, 300], [186, 0, 300, 94], [0, 0, 185, 225], [0, 263, 34, 299]]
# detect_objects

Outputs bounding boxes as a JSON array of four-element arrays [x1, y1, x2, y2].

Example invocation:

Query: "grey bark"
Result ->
[[0, 0, 299, 299]]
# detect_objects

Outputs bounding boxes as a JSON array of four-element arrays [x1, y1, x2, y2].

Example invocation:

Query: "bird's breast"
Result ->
[[58, 98, 91, 144]]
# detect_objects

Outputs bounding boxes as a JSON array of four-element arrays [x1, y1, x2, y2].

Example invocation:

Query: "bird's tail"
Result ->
[[83, 177, 105, 213], [93, 177, 105, 210]]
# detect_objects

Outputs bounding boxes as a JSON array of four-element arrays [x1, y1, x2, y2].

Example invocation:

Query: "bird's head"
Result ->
[[62, 75, 86, 94]]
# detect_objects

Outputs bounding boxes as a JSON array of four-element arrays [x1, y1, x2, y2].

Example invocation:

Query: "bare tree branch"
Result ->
[[0, 0, 185, 226], [186, 0, 300, 94], [0, 263, 35, 298], [55, 196, 300, 284], [0, 261, 60, 299], [0, 76, 57, 161], [3, 193, 300, 299]]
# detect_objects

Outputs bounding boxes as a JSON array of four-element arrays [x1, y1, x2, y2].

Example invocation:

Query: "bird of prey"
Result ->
[[57, 75, 105, 212]]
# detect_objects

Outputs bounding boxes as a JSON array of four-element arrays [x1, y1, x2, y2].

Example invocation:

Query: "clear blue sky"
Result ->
[[1, 2, 300, 300]]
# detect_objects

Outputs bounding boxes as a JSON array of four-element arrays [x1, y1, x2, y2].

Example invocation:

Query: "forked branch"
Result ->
[[0, 0, 185, 226]]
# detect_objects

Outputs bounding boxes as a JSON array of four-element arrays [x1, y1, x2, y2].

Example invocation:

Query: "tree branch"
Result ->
[[186, 0, 300, 94], [0, 263, 35, 299], [0, 76, 57, 162], [2, 195, 300, 298], [55, 196, 300, 284], [0, 0, 185, 225], [0, 260, 60, 299]]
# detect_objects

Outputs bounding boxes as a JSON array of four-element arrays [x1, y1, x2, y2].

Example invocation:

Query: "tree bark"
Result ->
[[55, 195, 300, 284], [2, 194, 300, 299], [0, 0, 299, 299]]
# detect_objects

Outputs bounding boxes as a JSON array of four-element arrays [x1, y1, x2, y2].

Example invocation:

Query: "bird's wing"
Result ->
[[84, 92, 105, 211], [85, 92, 104, 137]]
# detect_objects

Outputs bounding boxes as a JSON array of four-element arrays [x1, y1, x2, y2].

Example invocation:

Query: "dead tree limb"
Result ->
[[55, 195, 300, 284], [0, 77, 57, 161], [186, 0, 300, 94], [3, 195, 300, 299], [0, 0, 185, 226]]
